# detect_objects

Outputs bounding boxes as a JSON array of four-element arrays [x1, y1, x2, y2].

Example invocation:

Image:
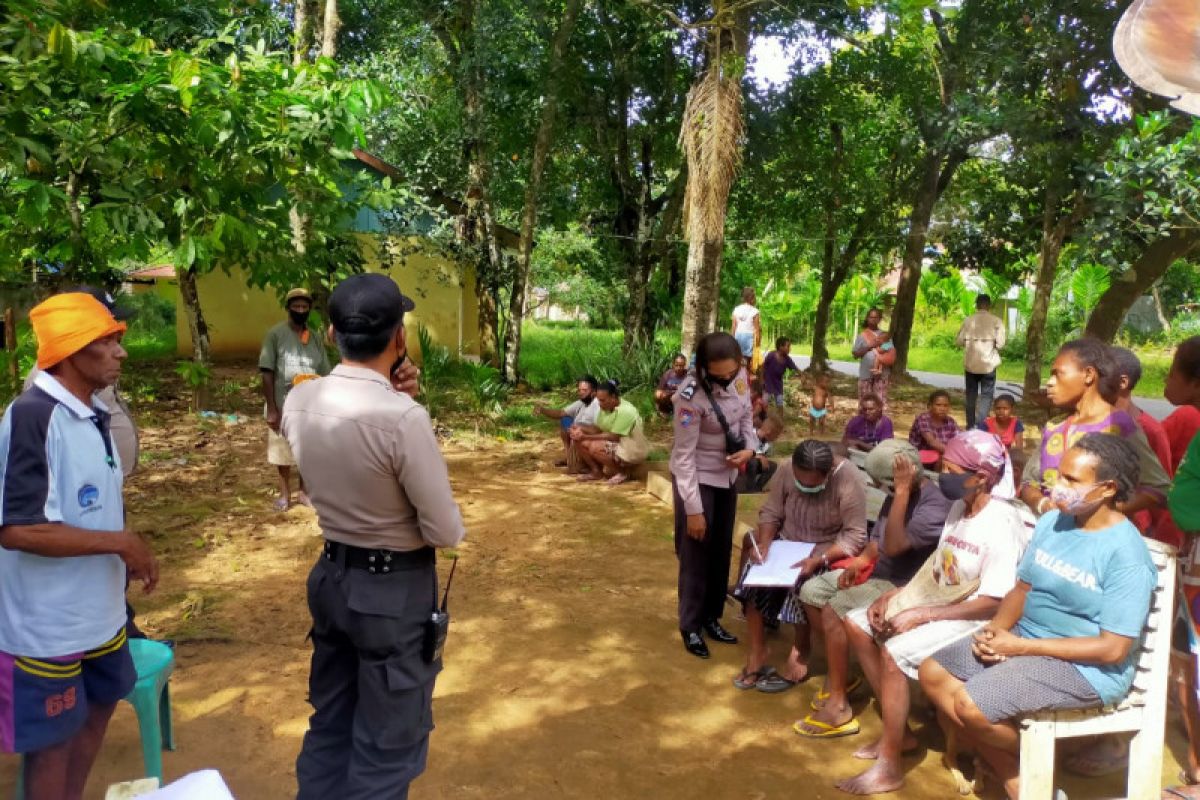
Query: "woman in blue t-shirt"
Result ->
[[918, 433, 1156, 799]]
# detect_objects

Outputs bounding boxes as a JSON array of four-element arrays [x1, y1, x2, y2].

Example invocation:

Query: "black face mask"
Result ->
[[581, 394, 595, 405], [938, 472, 974, 501], [709, 375, 734, 390], [289, 309, 310, 327]]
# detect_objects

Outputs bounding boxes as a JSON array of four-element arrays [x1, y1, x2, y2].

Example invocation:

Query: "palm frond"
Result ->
[[679, 66, 745, 243]]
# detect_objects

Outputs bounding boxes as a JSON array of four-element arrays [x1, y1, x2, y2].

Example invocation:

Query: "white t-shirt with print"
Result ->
[[732, 303, 759, 335], [932, 496, 1026, 600]]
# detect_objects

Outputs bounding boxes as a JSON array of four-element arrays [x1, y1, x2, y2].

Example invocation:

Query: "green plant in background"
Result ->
[[175, 359, 212, 411], [1070, 263, 1112, 321], [464, 362, 509, 414]]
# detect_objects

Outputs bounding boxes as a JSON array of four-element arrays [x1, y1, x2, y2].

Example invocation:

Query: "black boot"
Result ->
[[703, 620, 738, 645], [681, 630, 710, 659]]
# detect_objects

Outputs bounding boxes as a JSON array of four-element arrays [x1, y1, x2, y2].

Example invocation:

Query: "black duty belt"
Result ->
[[323, 540, 434, 574]]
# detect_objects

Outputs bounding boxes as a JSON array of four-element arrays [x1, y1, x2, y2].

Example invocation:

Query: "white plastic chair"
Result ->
[[1017, 539, 1177, 800]]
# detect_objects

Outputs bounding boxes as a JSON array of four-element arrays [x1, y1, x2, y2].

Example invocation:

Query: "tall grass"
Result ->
[[520, 324, 679, 392], [519, 324, 679, 419]]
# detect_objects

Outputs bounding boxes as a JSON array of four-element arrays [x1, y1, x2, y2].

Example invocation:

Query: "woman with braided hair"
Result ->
[[920, 433, 1155, 800], [733, 440, 867, 693]]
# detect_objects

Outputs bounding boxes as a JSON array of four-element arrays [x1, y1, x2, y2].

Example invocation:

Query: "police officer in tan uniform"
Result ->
[[670, 332, 758, 658], [282, 273, 466, 799]]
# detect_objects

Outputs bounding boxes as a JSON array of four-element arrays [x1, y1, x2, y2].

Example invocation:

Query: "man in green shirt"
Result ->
[[571, 380, 647, 485], [259, 288, 331, 510]]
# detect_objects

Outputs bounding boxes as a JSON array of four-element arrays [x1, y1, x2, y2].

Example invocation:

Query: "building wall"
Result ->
[[171, 234, 480, 363]]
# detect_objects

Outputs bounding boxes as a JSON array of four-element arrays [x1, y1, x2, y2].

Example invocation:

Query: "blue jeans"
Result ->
[[734, 332, 754, 358], [965, 370, 996, 429]]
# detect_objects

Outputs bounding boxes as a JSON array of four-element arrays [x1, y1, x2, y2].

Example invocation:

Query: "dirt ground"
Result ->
[[0, 364, 1190, 799]]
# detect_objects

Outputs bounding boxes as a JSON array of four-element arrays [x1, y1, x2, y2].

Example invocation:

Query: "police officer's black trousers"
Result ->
[[673, 480, 737, 633], [296, 551, 440, 800]]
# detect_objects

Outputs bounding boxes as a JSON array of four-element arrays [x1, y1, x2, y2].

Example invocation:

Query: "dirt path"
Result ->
[[0, 366, 1189, 799]]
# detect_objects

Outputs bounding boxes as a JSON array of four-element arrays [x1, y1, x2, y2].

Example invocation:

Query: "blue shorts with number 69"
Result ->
[[0, 628, 135, 753]]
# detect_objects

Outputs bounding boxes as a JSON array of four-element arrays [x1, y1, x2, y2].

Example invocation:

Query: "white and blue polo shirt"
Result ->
[[0, 372, 126, 657]]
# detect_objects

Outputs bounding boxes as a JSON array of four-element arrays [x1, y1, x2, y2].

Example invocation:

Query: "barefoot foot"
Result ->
[[835, 760, 905, 795]]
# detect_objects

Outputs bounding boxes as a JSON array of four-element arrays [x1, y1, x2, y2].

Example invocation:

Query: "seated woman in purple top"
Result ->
[[843, 394, 894, 452]]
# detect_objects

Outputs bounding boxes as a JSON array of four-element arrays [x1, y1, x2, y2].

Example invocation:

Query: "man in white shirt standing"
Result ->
[[956, 294, 1006, 429], [730, 287, 761, 365]]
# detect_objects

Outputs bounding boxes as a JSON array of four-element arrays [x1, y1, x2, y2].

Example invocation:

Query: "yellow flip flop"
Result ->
[[811, 676, 863, 711], [793, 714, 861, 739]]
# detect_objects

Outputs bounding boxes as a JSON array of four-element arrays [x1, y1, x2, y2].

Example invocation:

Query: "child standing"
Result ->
[[808, 373, 832, 435], [761, 337, 800, 408], [976, 393, 1024, 451]]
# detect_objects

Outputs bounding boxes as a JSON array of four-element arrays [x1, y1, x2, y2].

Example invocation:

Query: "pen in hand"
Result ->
[[749, 535, 765, 564]]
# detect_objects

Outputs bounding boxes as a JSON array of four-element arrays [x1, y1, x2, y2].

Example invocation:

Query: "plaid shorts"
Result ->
[[0, 628, 136, 753]]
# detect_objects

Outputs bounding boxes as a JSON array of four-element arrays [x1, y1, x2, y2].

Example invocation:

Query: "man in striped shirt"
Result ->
[[0, 292, 158, 797]]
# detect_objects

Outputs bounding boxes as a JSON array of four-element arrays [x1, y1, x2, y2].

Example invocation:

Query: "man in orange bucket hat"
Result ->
[[0, 291, 158, 796]]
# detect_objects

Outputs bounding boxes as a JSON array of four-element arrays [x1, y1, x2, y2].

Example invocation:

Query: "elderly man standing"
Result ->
[[259, 287, 330, 511], [956, 293, 1006, 429], [0, 292, 158, 798], [283, 274, 466, 800]]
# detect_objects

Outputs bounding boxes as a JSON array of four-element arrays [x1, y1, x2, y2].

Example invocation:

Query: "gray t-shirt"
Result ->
[[854, 333, 878, 381], [563, 398, 600, 427], [258, 322, 331, 411], [870, 481, 953, 583]]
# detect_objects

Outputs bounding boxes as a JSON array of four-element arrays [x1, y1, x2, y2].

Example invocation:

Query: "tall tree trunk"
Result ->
[[1084, 228, 1200, 341], [502, 0, 584, 383], [320, 0, 339, 58], [810, 280, 841, 373], [889, 149, 965, 374], [679, 3, 750, 356], [1024, 177, 1090, 394], [177, 265, 212, 408], [64, 168, 88, 284], [681, 241, 725, 355], [810, 121, 844, 373], [293, 0, 315, 66], [1024, 201, 1065, 397], [1152, 285, 1172, 332]]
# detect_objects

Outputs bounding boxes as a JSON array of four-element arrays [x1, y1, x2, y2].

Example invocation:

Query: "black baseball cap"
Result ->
[[67, 285, 135, 321], [328, 273, 416, 335]]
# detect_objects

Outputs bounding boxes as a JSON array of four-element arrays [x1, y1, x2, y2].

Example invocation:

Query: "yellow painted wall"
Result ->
[[172, 234, 480, 362]]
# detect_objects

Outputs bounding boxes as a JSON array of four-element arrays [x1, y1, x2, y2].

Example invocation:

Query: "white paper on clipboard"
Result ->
[[742, 540, 816, 588]]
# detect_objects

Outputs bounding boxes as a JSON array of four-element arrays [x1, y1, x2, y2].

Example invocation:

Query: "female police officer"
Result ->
[[671, 332, 758, 658]]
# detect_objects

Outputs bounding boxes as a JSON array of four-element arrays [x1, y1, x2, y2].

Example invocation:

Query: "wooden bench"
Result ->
[[1017, 539, 1177, 800]]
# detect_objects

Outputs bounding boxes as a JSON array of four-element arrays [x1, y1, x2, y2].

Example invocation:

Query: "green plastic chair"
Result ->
[[124, 638, 176, 782], [12, 638, 175, 799]]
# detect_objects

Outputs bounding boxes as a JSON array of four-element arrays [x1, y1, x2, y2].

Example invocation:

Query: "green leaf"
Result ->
[[175, 236, 197, 269]]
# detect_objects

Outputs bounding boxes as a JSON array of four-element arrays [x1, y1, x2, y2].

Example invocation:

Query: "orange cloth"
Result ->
[[30, 293, 127, 369]]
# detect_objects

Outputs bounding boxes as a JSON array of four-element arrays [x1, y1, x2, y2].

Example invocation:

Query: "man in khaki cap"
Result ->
[[259, 287, 330, 510]]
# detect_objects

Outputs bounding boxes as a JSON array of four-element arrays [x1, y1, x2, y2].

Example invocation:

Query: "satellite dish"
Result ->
[[1115, 0, 1200, 115]]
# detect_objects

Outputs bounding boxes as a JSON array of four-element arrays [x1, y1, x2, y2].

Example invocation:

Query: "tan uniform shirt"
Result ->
[[281, 364, 466, 552], [669, 370, 759, 516], [757, 458, 868, 554], [956, 311, 1006, 374]]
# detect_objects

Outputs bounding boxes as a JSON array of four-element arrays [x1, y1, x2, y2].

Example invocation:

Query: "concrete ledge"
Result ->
[[647, 471, 673, 505]]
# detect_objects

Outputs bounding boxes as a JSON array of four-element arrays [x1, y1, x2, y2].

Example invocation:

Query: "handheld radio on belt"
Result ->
[[423, 556, 457, 663]]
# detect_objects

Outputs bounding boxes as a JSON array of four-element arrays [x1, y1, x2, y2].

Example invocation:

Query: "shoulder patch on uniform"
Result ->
[[735, 378, 747, 396], [680, 382, 696, 401], [678, 408, 695, 428]]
